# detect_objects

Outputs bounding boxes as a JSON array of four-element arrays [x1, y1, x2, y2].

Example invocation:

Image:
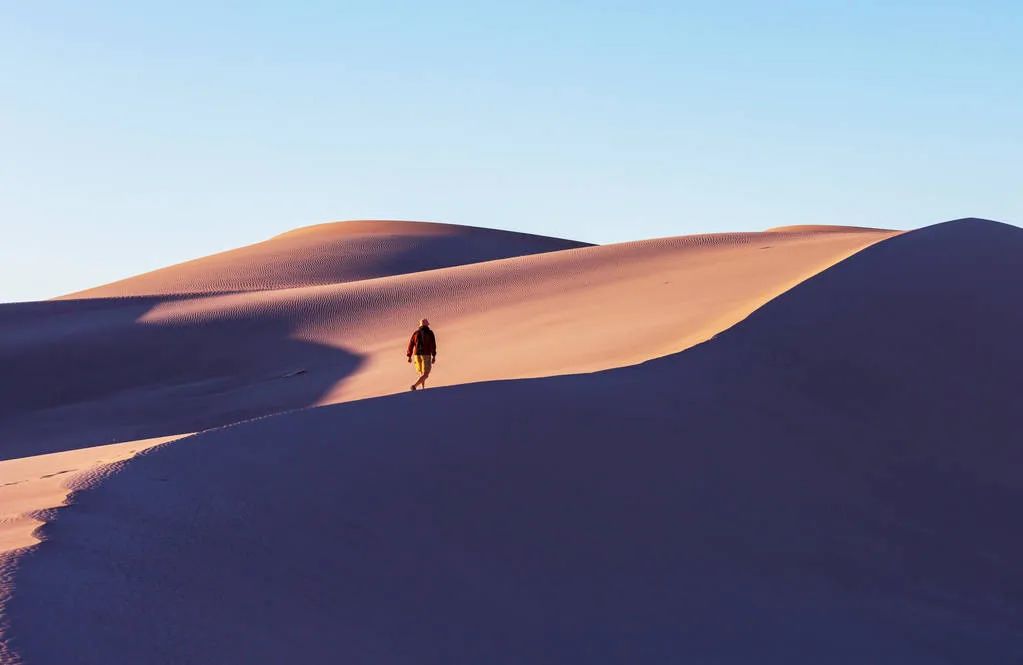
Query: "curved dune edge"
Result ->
[[211, 227, 904, 406], [273, 219, 470, 238], [0, 434, 190, 555], [57, 220, 592, 300], [3, 219, 1018, 663], [272, 219, 585, 242]]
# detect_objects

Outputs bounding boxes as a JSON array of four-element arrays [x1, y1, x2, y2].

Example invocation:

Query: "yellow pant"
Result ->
[[414, 354, 432, 375]]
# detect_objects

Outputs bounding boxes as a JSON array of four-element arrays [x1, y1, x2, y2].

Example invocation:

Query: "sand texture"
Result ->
[[3, 218, 1020, 664]]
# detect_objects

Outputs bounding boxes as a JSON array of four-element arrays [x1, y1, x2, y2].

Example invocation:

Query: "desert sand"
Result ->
[[59, 220, 591, 299], [0, 435, 187, 552], [1, 223, 893, 460], [1, 217, 1020, 664]]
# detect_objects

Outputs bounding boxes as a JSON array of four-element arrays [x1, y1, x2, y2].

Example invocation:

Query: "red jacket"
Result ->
[[406, 326, 437, 357]]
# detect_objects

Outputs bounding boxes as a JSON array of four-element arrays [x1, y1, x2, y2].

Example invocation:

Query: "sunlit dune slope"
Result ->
[[3, 219, 1019, 664], [0, 435, 187, 552], [0, 226, 893, 459], [58, 220, 590, 299]]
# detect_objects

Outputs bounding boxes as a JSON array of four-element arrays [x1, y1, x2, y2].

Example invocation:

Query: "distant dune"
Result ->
[[3, 218, 1020, 664], [59, 220, 590, 299], [1, 224, 893, 460]]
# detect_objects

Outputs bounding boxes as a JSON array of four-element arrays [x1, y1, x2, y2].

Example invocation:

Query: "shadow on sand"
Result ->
[[0, 294, 363, 460]]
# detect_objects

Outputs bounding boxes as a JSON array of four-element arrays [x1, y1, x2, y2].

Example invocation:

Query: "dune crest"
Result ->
[[271, 219, 559, 239], [59, 220, 590, 299]]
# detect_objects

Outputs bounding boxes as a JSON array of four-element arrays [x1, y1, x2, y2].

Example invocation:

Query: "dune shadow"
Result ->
[[0, 294, 363, 460]]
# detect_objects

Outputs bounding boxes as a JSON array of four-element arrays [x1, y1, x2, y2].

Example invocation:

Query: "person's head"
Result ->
[[420, 318, 430, 328]]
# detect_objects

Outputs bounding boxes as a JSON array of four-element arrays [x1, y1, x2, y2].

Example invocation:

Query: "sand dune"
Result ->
[[2, 218, 1018, 664], [0, 435, 187, 552], [59, 220, 590, 299], [1, 225, 893, 460]]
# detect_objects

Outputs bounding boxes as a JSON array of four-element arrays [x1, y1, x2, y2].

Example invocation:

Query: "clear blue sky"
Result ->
[[2, 1, 1020, 302]]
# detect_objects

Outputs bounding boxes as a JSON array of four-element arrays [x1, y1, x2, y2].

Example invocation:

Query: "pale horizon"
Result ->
[[3, 2, 1021, 302]]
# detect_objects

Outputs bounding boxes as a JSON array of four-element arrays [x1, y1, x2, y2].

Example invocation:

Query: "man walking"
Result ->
[[406, 318, 437, 391]]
